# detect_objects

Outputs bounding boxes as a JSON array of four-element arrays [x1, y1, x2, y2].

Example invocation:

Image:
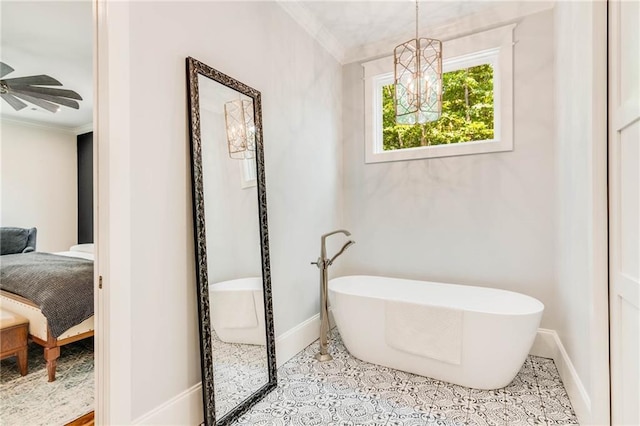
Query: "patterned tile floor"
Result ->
[[213, 330, 268, 418], [231, 329, 578, 425]]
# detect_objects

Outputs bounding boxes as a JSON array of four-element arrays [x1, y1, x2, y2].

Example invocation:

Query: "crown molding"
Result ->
[[73, 122, 94, 135], [1, 117, 93, 135], [276, 1, 347, 64], [277, 1, 554, 66], [344, 1, 554, 64], [0, 117, 76, 134]]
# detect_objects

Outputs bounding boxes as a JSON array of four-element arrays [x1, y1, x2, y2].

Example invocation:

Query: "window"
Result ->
[[364, 25, 515, 163], [239, 157, 257, 189], [381, 59, 495, 151]]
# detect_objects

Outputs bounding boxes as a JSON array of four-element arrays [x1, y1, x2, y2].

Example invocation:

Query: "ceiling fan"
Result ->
[[0, 62, 83, 113]]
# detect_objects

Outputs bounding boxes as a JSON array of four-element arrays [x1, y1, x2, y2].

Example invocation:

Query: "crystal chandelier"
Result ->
[[224, 98, 256, 160], [394, 0, 443, 125]]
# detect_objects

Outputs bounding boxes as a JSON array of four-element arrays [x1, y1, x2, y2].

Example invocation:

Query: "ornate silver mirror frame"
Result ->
[[186, 57, 277, 426]]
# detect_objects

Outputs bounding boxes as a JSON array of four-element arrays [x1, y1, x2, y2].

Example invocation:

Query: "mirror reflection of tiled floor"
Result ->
[[212, 331, 269, 418], [231, 329, 578, 425]]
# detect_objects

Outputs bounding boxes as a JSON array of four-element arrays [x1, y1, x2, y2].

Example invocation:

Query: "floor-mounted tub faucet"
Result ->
[[311, 229, 355, 361]]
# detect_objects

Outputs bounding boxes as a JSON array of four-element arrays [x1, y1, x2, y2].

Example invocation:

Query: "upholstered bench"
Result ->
[[0, 308, 29, 376]]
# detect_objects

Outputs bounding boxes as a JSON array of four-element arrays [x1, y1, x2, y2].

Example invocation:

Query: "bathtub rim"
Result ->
[[210, 277, 263, 292], [328, 274, 544, 317]]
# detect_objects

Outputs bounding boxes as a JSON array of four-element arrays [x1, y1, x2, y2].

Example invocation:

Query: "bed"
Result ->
[[0, 244, 95, 382]]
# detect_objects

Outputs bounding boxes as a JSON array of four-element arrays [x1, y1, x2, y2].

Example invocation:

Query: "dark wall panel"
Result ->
[[77, 131, 93, 243]]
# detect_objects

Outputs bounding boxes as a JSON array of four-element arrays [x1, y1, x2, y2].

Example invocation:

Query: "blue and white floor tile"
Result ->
[[231, 329, 578, 425]]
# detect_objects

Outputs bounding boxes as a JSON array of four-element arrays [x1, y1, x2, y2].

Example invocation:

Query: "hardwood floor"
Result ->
[[65, 411, 94, 426]]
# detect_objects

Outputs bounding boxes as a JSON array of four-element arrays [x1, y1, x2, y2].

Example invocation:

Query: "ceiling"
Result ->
[[0, 0, 551, 131], [278, 1, 554, 63], [0, 1, 93, 131]]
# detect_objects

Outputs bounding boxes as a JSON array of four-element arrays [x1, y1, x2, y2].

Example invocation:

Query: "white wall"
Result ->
[[0, 121, 77, 252], [341, 10, 559, 329], [554, 1, 609, 424], [102, 1, 342, 420]]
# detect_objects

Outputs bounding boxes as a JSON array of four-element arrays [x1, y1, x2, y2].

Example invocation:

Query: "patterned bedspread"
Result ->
[[0, 252, 94, 338]]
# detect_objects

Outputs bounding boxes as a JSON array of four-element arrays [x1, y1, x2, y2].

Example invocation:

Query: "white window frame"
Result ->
[[363, 24, 515, 163], [239, 157, 257, 189]]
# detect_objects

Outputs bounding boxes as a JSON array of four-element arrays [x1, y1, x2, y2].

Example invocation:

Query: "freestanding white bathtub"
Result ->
[[328, 275, 544, 390]]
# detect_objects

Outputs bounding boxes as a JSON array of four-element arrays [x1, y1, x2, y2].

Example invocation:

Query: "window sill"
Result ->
[[365, 138, 513, 164]]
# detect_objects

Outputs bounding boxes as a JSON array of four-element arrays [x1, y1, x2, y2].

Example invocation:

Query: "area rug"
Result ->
[[0, 338, 94, 426]]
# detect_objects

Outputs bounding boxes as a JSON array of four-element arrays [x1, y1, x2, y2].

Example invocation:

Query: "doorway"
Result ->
[[0, 1, 97, 424]]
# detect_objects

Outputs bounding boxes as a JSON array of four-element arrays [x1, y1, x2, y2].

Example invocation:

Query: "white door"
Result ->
[[609, 0, 640, 424]]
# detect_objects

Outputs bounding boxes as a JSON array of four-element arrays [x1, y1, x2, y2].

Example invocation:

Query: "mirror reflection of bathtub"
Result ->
[[209, 278, 268, 418], [210, 277, 265, 346]]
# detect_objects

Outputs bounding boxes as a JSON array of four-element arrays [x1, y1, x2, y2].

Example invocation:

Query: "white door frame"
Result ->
[[95, 0, 133, 423], [608, 0, 640, 424], [589, 2, 611, 424]]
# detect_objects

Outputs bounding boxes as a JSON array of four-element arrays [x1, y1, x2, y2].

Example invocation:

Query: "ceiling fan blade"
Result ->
[[12, 92, 60, 113], [9, 88, 80, 109], [0, 62, 14, 79], [1, 93, 28, 111], [3, 75, 62, 87], [9, 85, 82, 100]]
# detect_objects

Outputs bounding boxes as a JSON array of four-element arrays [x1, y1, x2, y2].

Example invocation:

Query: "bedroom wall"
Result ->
[[0, 120, 77, 252], [341, 10, 559, 329], [101, 1, 342, 421]]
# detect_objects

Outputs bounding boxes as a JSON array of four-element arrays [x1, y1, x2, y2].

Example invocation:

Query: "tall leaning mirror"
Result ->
[[186, 57, 277, 426]]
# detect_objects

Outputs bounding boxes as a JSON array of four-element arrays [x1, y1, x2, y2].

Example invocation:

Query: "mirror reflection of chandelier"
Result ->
[[224, 98, 256, 159], [394, 0, 443, 125]]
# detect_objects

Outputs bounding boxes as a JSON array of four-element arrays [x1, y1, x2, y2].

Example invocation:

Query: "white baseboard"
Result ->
[[530, 328, 592, 424], [275, 313, 321, 367], [132, 312, 332, 424], [132, 383, 203, 425], [275, 310, 335, 367]]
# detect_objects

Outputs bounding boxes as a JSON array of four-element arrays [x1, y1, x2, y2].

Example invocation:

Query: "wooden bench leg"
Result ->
[[17, 346, 28, 376], [44, 346, 60, 382]]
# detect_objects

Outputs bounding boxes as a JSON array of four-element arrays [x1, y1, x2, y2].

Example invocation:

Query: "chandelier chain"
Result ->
[[394, 0, 442, 125], [415, 0, 419, 41]]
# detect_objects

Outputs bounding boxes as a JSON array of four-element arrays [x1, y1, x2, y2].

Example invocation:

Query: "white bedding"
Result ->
[[69, 243, 94, 254], [56, 251, 94, 261]]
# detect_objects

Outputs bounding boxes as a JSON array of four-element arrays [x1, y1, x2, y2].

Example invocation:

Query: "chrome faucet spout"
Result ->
[[321, 229, 351, 239], [320, 229, 351, 259]]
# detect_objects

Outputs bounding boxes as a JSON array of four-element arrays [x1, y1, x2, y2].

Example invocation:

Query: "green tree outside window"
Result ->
[[382, 64, 494, 150]]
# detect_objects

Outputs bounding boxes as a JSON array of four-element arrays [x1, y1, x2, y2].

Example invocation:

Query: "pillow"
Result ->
[[1, 227, 34, 255], [69, 243, 94, 254]]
